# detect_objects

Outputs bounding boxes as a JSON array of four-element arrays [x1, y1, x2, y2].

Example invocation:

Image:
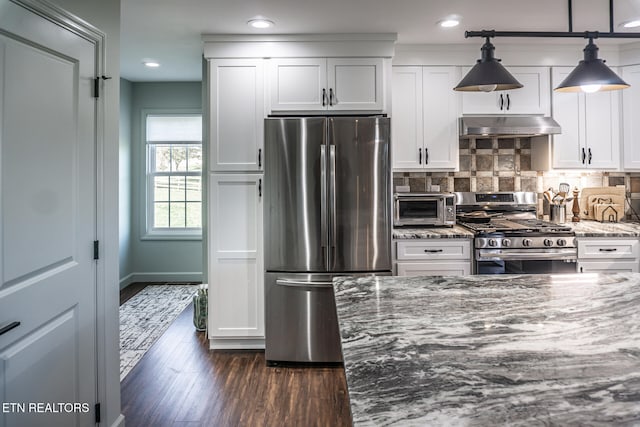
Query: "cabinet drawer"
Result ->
[[396, 240, 471, 261], [577, 239, 640, 259]]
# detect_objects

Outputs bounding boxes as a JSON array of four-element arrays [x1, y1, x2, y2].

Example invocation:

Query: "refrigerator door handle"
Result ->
[[320, 145, 328, 266], [329, 144, 337, 265], [276, 279, 333, 289]]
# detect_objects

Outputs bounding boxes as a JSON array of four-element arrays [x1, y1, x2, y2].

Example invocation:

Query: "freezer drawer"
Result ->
[[265, 273, 342, 363]]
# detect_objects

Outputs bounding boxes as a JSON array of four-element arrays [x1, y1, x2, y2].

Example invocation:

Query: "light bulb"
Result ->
[[581, 84, 602, 93], [478, 84, 497, 92]]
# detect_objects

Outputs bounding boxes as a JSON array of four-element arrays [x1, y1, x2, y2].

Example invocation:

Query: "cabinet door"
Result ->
[[504, 67, 551, 115], [622, 65, 640, 169], [209, 59, 264, 172], [552, 67, 586, 168], [270, 58, 327, 111], [391, 67, 423, 169], [423, 67, 459, 169], [397, 261, 471, 276], [461, 67, 550, 115], [327, 58, 384, 110], [585, 88, 620, 169], [578, 261, 639, 273], [209, 174, 264, 339]]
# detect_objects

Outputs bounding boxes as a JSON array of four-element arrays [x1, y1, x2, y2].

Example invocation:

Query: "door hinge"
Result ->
[[93, 240, 99, 260], [95, 403, 101, 423], [93, 75, 112, 98]]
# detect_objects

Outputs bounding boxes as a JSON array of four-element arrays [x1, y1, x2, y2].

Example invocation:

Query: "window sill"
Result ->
[[142, 231, 202, 241]]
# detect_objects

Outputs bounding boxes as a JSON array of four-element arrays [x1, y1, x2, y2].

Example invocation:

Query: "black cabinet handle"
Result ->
[[582, 148, 586, 164], [499, 94, 504, 110], [0, 321, 20, 336], [588, 148, 593, 164], [425, 148, 429, 165], [322, 89, 327, 107], [329, 88, 335, 106], [424, 249, 443, 253], [506, 94, 511, 110], [258, 148, 262, 168], [258, 179, 262, 198], [418, 148, 422, 164], [599, 248, 618, 252], [580, 266, 583, 273]]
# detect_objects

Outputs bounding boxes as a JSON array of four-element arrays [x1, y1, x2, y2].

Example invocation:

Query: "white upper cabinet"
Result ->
[[209, 59, 264, 172], [461, 66, 551, 115], [392, 66, 459, 170], [622, 65, 640, 170], [551, 67, 619, 169], [270, 58, 384, 112]]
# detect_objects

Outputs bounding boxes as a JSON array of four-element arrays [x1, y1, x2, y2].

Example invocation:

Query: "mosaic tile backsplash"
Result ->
[[393, 137, 640, 219]]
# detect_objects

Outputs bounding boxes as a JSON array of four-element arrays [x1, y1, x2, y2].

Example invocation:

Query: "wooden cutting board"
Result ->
[[577, 186, 626, 220]]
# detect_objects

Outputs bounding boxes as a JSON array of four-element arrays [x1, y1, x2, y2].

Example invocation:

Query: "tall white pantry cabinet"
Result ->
[[203, 34, 396, 350], [207, 58, 266, 349]]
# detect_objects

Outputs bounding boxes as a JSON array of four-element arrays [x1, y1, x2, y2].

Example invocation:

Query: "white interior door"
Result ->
[[0, 2, 97, 426]]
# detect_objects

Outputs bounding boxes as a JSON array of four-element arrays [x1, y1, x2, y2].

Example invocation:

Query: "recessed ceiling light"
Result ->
[[622, 19, 640, 28], [438, 15, 461, 28], [247, 17, 275, 29], [143, 61, 160, 68]]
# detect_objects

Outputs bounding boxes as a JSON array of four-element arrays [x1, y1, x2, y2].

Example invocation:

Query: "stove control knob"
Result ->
[[522, 238, 533, 247], [502, 239, 511, 247], [557, 239, 567, 247], [544, 239, 554, 247], [488, 238, 498, 247]]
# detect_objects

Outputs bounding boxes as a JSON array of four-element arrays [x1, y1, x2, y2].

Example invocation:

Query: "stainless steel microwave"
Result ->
[[393, 193, 456, 227]]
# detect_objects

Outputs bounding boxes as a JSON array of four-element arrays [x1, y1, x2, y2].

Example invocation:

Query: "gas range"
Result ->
[[461, 219, 576, 249], [455, 192, 578, 274]]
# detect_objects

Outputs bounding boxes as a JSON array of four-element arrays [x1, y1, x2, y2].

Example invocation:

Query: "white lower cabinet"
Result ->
[[577, 238, 640, 273], [395, 239, 472, 276], [208, 173, 265, 348]]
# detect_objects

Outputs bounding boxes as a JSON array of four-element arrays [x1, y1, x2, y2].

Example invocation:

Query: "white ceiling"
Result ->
[[121, 0, 640, 82]]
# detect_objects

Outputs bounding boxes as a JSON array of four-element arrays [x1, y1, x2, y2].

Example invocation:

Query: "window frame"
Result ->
[[141, 109, 203, 240]]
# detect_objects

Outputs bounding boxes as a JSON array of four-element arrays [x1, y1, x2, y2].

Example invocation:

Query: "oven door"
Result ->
[[475, 248, 578, 274], [394, 197, 444, 226]]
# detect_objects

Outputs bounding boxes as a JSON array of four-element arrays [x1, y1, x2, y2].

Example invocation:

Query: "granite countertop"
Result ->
[[334, 274, 640, 426], [392, 225, 475, 239], [568, 220, 640, 237]]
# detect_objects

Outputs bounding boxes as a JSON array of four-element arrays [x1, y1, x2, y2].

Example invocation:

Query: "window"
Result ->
[[145, 114, 202, 238]]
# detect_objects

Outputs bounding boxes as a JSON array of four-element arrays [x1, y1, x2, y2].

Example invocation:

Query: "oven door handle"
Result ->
[[476, 249, 577, 261]]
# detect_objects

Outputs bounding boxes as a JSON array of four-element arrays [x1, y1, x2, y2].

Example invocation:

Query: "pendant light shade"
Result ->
[[555, 38, 630, 93], [454, 38, 523, 92]]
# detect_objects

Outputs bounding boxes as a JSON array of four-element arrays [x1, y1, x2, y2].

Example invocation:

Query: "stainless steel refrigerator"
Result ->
[[264, 116, 391, 364]]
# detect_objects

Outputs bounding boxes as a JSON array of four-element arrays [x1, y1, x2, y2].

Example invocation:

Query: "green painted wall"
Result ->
[[119, 78, 133, 284], [128, 82, 203, 283]]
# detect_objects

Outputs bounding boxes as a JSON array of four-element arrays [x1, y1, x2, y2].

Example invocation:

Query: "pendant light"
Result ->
[[554, 38, 629, 92], [453, 37, 523, 92]]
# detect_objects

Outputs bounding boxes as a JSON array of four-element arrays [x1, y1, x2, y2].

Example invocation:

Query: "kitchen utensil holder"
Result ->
[[550, 205, 566, 224]]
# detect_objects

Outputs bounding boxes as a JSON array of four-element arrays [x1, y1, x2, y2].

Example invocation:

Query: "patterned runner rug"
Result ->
[[120, 284, 198, 380]]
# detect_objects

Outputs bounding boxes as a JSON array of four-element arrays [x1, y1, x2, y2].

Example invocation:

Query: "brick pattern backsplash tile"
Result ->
[[393, 137, 640, 219]]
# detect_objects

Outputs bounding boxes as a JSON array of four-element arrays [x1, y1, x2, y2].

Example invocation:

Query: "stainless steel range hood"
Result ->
[[459, 116, 561, 137]]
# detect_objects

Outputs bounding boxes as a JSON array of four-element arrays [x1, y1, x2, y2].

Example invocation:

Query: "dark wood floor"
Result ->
[[119, 283, 149, 305], [120, 297, 352, 427]]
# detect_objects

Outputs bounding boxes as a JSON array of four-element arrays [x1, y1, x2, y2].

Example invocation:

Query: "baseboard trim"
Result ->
[[119, 273, 135, 289], [120, 272, 203, 288], [110, 414, 125, 427], [209, 338, 265, 350]]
